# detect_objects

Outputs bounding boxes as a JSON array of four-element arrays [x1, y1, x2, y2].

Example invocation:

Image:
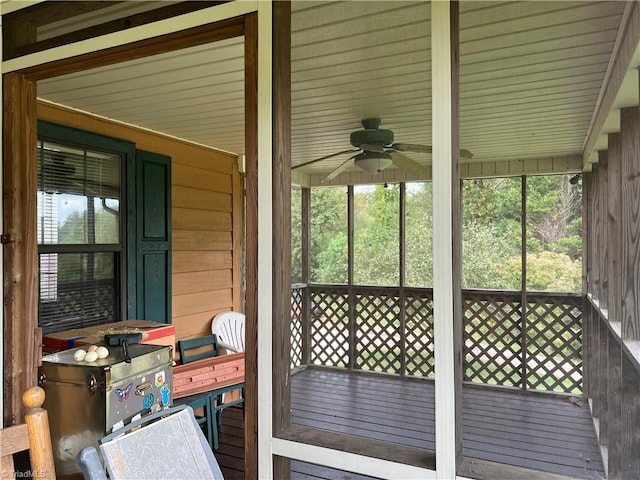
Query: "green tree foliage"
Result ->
[[56, 204, 119, 281], [310, 187, 347, 283], [293, 174, 582, 292], [354, 185, 400, 285], [405, 183, 433, 287]]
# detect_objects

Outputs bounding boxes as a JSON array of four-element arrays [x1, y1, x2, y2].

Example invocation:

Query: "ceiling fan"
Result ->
[[292, 118, 473, 182]]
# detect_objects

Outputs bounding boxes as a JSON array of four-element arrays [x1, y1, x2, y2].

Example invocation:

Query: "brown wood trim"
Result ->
[[20, 16, 245, 81], [2, 73, 38, 426], [232, 164, 244, 313], [272, 3, 292, 478], [301, 188, 311, 365], [243, 11, 259, 480], [450, 0, 464, 469], [6, 2, 227, 60], [4, 2, 120, 28], [276, 425, 436, 471]]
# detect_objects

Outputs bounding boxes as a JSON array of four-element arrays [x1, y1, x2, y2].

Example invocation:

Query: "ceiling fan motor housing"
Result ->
[[350, 127, 394, 148]]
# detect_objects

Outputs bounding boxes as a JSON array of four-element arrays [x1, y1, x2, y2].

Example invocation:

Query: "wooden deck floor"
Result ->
[[214, 367, 604, 479]]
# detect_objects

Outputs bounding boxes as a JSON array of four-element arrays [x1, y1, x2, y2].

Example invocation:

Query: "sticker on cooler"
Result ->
[[155, 370, 165, 388]]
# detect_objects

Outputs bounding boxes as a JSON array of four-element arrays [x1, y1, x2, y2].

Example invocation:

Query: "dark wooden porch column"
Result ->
[[2, 73, 39, 425], [272, 1, 292, 478]]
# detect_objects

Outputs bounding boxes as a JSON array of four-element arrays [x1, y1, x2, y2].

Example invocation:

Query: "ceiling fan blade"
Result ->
[[392, 143, 474, 159], [389, 151, 429, 177], [459, 148, 474, 159], [292, 149, 359, 170], [392, 143, 432, 154], [322, 158, 354, 183]]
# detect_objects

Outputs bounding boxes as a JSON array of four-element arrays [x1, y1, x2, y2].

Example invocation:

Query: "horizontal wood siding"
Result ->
[[36, 100, 242, 345]]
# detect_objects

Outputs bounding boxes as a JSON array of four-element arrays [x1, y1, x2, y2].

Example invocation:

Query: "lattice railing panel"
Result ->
[[309, 288, 349, 367], [463, 292, 522, 387], [290, 286, 304, 369], [405, 289, 435, 378], [526, 295, 582, 394], [294, 285, 582, 394], [355, 291, 401, 373]]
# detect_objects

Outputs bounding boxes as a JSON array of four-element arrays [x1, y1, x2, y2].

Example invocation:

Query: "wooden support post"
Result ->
[[399, 183, 407, 376], [597, 151, 609, 312], [607, 337, 622, 479], [590, 165, 601, 302], [301, 188, 311, 365], [272, 1, 292, 477], [620, 355, 640, 479], [607, 133, 623, 326], [598, 319, 609, 449], [432, 1, 463, 476], [3, 73, 39, 426], [347, 185, 356, 371], [520, 176, 528, 392], [620, 105, 640, 341], [244, 12, 259, 480], [23, 386, 56, 480]]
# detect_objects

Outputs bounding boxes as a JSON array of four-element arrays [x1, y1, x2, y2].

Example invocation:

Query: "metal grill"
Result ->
[[526, 294, 582, 394], [405, 289, 435, 378], [309, 288, 349, 367], [355, 290, 401, 373], [463, 291, 522, 387]]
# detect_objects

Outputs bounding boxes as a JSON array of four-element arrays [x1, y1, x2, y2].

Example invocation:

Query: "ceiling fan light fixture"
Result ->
[[354, 151, 393, 174]]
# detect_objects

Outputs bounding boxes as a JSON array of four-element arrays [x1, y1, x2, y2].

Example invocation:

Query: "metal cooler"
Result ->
[[39, 343, 173, 475]]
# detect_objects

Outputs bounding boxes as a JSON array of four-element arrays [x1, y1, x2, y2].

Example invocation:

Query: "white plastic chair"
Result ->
[[211, 311, 245, 353]]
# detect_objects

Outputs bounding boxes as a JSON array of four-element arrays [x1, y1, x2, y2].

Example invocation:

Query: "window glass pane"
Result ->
[[462, 177, 522, 289], [354, 184, 399, 286], [526, 174, 582, 292], [37, 141, 121, 245], [405, 182, 433, 287], [310, 187, 347, 283], [38, 252, 118, 334]]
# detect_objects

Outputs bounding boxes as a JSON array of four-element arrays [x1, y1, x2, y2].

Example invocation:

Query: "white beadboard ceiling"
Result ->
[[36, 1, 638, 185]]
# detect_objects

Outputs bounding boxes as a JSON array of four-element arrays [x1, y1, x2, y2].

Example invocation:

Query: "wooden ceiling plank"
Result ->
[[461, 3, 624, 43]]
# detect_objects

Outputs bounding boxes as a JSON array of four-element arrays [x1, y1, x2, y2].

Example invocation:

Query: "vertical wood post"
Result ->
[[3, 72, 38, 426], [598, 320, 608, 449], [591, 165, 601, 302], [598, 151, 609, 312], [621, 355, 640, 478], [272, 1, 292, 477], [399, 183, 407, 376], [301, 188, 311, 365], [347, 185, 356, 371], [432, 1, 463, 476], [582, 173, 591, 399], [244, 12, 259, 480], [620, 105, 640, 340], [520, 176, 528, 392], [607, 337, 622, 479], [22, 386, 55, 480], [607, 133, 622, 326]]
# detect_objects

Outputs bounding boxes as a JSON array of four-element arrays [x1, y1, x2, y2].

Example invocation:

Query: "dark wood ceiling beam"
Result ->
[[5, 2, 228, 60], [20, 16, 245, 81], [4, 1, 121, 28]]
